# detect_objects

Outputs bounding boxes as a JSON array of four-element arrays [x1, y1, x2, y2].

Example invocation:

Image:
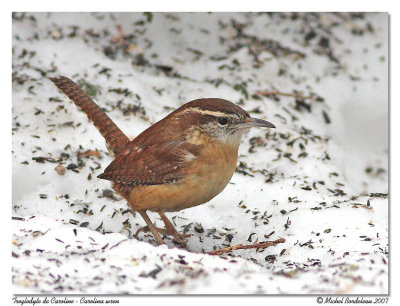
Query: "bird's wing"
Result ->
[[97, 137, 201, 186]]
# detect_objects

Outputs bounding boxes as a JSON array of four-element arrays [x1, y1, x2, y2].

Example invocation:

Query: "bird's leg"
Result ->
[[135, 212, 191, 246], [135, 225, 167, 236], [138, 210, 165, 245], [158, 212, 191, 245]]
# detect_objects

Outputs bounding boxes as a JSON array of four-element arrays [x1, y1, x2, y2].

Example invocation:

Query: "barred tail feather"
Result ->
[[49, 76, 130, 155]]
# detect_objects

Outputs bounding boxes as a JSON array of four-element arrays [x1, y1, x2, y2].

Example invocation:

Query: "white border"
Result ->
[[3, 1, 398, 305]]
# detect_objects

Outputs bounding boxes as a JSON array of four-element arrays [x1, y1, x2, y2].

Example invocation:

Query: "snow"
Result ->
[[12, 12, 388, 294]]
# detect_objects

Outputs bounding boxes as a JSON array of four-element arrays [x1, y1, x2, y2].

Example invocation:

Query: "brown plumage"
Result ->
[[97, 99, 243, 188], [50, 76, 275, 245], [49, 76, 130, 155]]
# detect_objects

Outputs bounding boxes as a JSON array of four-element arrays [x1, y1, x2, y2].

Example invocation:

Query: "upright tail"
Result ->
[[49, 76, 130, 156]]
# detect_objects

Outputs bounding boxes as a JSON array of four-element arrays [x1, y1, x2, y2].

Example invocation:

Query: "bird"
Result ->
[[49, 76, 275, 246]]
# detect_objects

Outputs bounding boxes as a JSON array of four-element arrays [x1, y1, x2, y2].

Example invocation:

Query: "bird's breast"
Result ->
[[127, 140, 239, 212], [182, 141, 238, 202]]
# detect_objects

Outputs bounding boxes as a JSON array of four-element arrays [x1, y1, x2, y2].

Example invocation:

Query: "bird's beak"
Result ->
[[237, 117, 276, 129]]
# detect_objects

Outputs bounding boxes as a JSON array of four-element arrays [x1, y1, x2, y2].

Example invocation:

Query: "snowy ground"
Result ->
[[12, 12, 388, 294]]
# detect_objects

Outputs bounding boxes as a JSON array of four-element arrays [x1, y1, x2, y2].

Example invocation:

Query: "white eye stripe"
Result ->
[[182, 107, 238, 119]]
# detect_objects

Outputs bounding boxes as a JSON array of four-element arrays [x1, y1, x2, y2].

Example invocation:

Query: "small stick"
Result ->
[[256, 90, 313, 100], [208, 238, 286, 255], [77, 150, 102, 158]]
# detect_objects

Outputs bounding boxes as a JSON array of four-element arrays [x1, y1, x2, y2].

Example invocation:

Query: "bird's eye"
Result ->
[[218, 117, 228, 125]]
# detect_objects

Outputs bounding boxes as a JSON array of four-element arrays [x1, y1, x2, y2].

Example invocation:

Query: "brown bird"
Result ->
[[50, 76, 275, 246]]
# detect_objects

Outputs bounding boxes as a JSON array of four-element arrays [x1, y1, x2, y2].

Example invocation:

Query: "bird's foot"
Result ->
[[135, 225, 191, 246], [170, 231, 191, 246]]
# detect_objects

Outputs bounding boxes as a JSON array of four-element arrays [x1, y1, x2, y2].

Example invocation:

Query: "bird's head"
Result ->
[[174, 98, 275, 146]]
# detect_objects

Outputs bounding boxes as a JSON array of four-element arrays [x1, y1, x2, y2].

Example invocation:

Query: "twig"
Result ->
[[208, 238, 286, 255], [77, 150, 102, 158], [256, 90, 313, 100]]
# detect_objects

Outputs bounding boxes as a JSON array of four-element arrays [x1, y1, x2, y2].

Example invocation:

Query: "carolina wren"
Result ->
[[50, 76, 275, 246]]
